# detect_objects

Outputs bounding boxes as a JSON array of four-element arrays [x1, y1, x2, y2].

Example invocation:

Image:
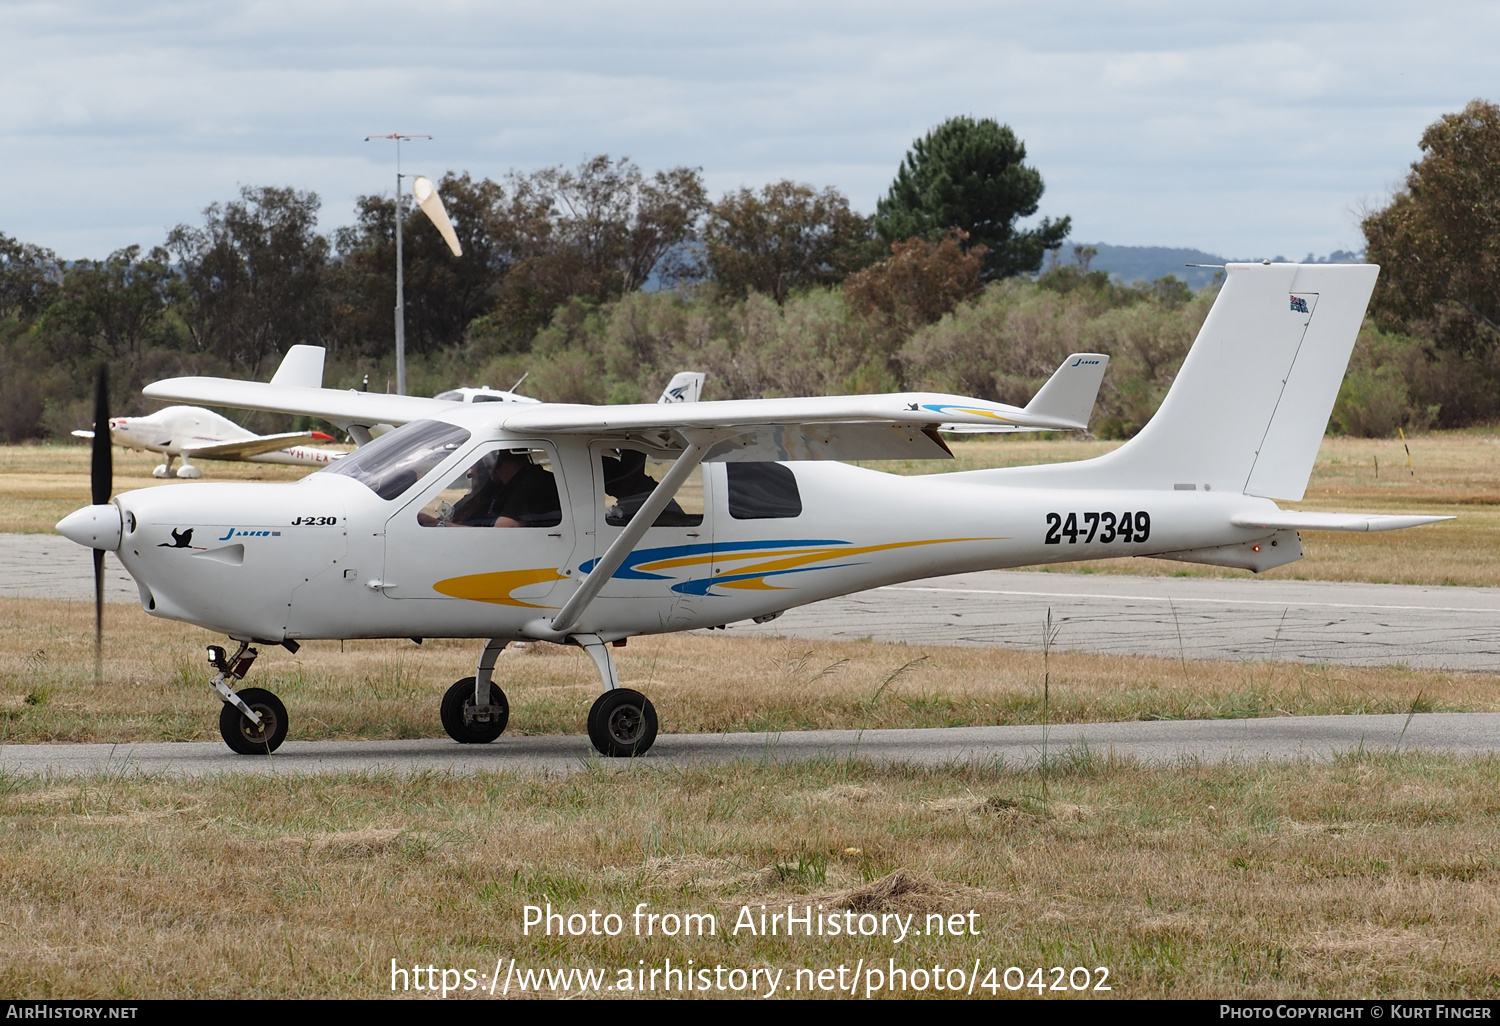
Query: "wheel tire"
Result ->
[[440, 677, 509, 744], [218, 687, 289, 755], [587, 689, 658, 757]]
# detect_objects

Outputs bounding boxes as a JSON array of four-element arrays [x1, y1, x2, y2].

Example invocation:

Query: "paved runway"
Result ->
[[6, 532, 1500, 671], [3, 713, 1496, 777]]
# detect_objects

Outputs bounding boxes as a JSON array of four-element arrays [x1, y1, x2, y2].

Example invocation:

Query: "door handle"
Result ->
[[365, 579, 396, 591]]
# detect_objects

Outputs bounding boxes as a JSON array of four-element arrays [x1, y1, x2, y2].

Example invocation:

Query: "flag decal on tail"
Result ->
[[1290, 296, 1309, 313]]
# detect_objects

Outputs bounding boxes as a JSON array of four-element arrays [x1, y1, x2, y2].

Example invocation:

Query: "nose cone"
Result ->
[[57, 504, 122, 551]]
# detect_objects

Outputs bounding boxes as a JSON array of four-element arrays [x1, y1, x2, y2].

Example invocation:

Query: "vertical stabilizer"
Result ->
[[1032, 262, 1378, 497], [658, 371, 705, 404], [269, 345, 326, 389], [1242, 264, 1377, 500]]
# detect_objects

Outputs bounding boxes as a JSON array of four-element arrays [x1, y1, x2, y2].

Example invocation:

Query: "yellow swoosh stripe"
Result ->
[[433, 566, 569, 607]]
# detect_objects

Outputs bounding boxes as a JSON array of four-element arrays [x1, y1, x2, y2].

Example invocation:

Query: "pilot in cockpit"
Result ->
[[419, 450, 562, 527]]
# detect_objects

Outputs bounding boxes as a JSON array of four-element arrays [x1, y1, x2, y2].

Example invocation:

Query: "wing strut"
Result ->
[[550, 436, 712, 635]]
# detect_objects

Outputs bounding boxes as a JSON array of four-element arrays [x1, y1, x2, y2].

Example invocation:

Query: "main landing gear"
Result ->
[[440, 640, 511, 743], [208, 641, 289, 754], [438, 634, 658, 757]]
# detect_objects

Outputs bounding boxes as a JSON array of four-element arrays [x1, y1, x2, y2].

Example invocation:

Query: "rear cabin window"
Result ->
[[320, 420, 470, 500], [726, 462, 802, 519], [599, 448, 703, 528]]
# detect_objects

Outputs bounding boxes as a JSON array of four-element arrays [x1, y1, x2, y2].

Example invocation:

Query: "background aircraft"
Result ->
[[72, 406, 345, 478], [58, 263, 1436, 761]]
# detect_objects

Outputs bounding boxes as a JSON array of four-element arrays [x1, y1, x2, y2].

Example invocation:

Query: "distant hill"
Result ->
[[1065, 243, 1364, 291]]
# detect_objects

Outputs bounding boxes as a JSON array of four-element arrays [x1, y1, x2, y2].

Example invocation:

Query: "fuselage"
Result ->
[[106, 411, 1289, 645]]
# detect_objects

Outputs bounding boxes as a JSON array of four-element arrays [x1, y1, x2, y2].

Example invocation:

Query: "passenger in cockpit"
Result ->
[[422, 450, 562, 527]]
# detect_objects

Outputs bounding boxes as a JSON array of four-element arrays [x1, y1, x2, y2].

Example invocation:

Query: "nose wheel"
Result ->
[[218, 687, 288, 754]]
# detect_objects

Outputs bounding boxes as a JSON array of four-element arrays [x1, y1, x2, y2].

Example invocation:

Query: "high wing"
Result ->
[[144, 347, 711, 445], [141, 377, 452, 431], [500, 390, 1092, 463], [179, 431, 339, 461]]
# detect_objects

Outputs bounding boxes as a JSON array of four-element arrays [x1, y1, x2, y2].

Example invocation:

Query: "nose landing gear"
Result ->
[[208, 641, 289, 754]]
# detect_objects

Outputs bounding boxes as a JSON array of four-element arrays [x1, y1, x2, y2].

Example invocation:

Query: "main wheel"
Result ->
[[440, 677, 509, 744], [587, 689, 658, 757], [218, 687, 289, 754]]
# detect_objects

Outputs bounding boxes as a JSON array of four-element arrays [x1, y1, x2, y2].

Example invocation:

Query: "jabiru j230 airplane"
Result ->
[[57, 262, 1449, 758]]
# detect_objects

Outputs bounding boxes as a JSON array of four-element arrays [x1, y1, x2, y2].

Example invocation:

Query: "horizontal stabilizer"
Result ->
[[1229, 511, 1453, 533], [71, 429, 95, 439], [181, 432, 341, 461]]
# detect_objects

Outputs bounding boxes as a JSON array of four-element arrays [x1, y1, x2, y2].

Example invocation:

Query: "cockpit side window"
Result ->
[[417, 445, 562, 528], [598, 448, 703, 527], [320, 420, 471, 500], [726, 462, 802, 519]]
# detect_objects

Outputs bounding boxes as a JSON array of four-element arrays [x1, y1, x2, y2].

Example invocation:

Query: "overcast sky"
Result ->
[[2, 1, 1495, 261]]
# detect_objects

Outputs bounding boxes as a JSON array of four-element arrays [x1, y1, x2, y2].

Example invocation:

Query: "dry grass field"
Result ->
[[7, 430, 1499, 585], [2, 755, 1497, 998], [2, 598, 1495, 744]]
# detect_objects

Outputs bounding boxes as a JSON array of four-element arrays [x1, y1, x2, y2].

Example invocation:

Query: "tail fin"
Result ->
[[1085, 263, 1377, 499], [657, 371, 705, 404], [269, 345, 326, 389]]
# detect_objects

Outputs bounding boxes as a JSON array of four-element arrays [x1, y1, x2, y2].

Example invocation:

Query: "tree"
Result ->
[[0, 233, 61, 323], [490, 157, 708, 345], [875, 116, 1070, 279], [167, 186, 330, 376], [1363, 99, 1500, 357], [42, 246, 177, 368], [702, 181, 875, 303], [843, 230, 986, 330], [332, 172, 529, 357]]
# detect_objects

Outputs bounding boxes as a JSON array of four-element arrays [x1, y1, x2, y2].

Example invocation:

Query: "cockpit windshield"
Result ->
[[319, 420, 471, 499]]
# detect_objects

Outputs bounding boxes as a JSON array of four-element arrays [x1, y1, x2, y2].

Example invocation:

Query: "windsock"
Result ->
[[412, 176, 462, 257]]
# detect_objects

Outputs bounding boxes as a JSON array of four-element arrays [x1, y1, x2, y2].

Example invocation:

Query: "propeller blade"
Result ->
[[94, 548, 104, 682], [91, 365, 111, 506], [90, 364, 110, 681]]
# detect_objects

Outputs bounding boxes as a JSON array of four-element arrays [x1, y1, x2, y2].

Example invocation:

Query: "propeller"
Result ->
[[90, 365, 111, 681]]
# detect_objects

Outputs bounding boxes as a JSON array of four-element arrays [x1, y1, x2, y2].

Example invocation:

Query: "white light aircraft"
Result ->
[[57, 263, 1449, 759], [73, 407, 346, 479]]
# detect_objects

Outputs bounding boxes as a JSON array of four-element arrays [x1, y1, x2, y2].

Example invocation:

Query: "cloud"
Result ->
[[1, 0, 1496, 258]]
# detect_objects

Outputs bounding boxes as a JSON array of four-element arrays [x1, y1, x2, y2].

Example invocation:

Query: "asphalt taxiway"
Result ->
[[2, 712, 1496, 777]]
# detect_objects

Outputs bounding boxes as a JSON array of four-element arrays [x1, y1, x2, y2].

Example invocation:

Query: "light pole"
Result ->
[[364, 133, 430, 395]]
